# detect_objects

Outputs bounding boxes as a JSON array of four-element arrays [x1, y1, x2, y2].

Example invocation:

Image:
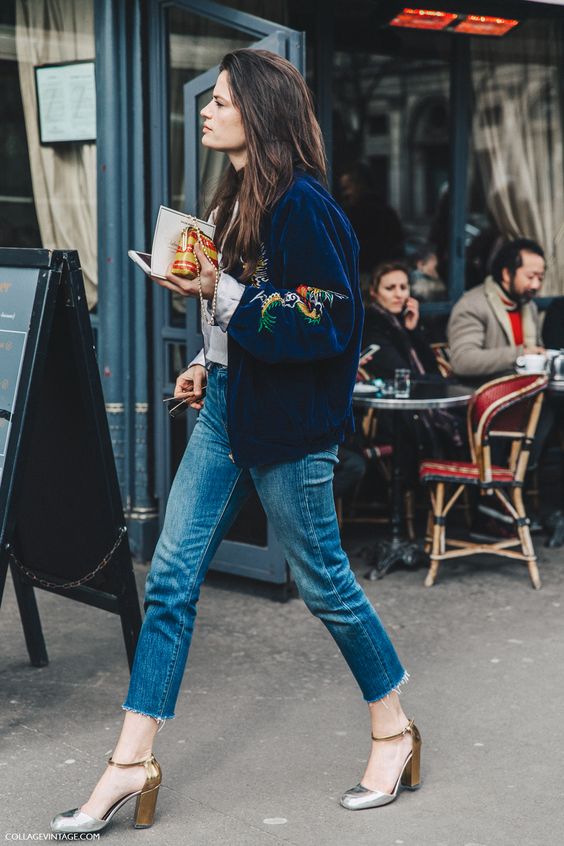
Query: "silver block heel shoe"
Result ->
[[50, 752, 162, 833], [340, 719, 421, 810]]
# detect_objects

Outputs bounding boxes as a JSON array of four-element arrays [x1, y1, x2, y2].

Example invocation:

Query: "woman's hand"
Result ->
[[175, 364, 207, 411], [403, 296, 419, 331], [150, 243, 217, 300]]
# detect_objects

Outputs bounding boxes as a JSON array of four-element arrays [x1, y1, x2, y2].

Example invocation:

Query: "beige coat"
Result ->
[[447, 277, 541, 382]]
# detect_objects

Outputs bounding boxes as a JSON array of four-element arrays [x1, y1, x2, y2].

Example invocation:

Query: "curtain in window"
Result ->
[[15, 0, 97, 308], [471, 21, 564, 296]]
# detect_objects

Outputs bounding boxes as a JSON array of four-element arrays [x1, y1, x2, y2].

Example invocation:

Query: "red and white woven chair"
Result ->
[[419, 373, 548, 589]]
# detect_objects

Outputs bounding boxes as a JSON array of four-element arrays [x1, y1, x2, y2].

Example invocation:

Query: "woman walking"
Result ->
[[51, 49, 420, 833]]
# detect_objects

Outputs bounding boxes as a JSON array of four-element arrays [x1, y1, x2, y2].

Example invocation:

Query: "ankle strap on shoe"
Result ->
[[371, 719, 414, 742], [107, 753, 155, 768]]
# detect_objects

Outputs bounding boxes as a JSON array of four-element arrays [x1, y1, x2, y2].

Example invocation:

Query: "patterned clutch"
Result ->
[[171, 224, 218, 279]]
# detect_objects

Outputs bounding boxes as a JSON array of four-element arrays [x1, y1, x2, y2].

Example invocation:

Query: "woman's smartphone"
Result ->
[[128, 250, 152, 275], [359, 343, 380, 361]]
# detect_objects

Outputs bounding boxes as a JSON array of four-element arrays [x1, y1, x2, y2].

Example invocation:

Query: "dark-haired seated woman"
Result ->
[[361, 262, 464, 479]]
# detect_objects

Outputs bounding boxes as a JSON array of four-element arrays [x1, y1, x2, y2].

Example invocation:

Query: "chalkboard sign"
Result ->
[[0, 249, 141, 668], [0, 265, 38, 482]]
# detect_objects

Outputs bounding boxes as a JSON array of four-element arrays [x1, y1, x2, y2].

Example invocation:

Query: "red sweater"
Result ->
[[499, 292, 523, 346]]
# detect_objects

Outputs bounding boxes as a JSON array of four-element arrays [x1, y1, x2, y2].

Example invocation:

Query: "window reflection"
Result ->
[[167, 7, 255, 325], [332, 32, 451, 303], [167, 342, 187, 385], [167, 6, 255, 212]]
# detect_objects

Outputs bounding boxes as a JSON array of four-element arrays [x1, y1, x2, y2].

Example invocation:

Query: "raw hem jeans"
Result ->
[[123, 365, 407, 720]]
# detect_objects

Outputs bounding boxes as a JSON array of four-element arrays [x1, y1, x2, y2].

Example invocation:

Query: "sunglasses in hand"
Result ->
[[163, 387, 207, 418]]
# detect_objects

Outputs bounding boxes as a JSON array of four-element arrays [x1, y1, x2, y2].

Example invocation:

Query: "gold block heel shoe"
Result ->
[[340, 719, 421, 810], [50, 753, 162, 834]]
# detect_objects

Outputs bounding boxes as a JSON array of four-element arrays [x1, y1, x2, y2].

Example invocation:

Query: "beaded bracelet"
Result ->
[[192, 222, 220, 326]]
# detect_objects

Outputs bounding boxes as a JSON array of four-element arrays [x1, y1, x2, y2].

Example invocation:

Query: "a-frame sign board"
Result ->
[[0, 249, 141, 669]]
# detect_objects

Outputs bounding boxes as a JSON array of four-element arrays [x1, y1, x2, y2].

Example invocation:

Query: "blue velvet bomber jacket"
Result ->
[[221, 171, 363, 468]]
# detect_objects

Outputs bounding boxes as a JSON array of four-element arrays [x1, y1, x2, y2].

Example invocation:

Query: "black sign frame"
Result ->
[[0, 249, 141, 669]]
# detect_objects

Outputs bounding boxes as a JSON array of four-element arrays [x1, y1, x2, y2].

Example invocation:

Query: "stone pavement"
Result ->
[[1, 532, 564, 846]]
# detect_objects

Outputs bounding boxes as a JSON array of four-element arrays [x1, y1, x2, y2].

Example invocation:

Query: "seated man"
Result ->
[[447, 238, 545, 383], [448, 238, 548, 538]]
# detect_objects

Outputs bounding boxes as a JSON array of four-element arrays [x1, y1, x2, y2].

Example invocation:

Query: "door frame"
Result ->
[[147, 0, 305, 583]]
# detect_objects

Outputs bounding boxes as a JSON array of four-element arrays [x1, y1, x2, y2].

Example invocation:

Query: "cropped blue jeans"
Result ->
[[123, 365, 407, 720]]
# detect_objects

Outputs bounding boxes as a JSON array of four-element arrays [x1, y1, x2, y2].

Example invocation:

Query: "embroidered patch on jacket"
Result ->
[[250, 284, 348, 333], [248, 243, 269, 288]]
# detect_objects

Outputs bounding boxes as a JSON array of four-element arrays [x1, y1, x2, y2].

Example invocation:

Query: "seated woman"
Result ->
[[363, 261, 441, 379], [361, 262, 464, 477]]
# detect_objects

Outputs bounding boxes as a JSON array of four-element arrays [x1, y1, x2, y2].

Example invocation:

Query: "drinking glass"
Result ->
[[394, 368, 411, 398]]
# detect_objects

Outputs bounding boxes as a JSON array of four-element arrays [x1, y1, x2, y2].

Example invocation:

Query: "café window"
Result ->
[[0, 0, 97, 311], [332, 8, 564, 308], [166, 5, 256, 329], [467, 18, 564, 297], [332, 28, 451, 305]]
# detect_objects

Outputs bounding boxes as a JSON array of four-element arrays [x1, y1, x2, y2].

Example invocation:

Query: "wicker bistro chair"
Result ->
[[419, 373, 548, 590]]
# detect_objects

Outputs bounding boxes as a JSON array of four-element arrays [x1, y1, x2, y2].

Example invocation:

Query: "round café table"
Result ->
[[353, 380, 474, 579]]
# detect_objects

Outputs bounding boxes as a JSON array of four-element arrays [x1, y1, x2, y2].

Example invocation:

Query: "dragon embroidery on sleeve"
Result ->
[[250, 285, 348, 333], [246, 242, 348, 332], [247, 243, 269, 288]]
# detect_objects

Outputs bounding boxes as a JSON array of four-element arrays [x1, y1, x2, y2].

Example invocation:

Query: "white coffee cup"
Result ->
[[515, 353, 547, 374]]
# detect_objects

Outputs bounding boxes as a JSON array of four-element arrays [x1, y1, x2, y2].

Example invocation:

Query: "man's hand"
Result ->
[[175, 364, 207, 411], [403, 296, 420, 331], [150, 243, 217, 300], [523, 345, 546, 355]]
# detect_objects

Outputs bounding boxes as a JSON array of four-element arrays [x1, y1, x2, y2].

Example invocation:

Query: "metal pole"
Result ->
[[95, 0, 158, 558], [315, 0, 335, 186], [95, 0, 127, 499], [127, 0, 159, 557], [447, 36, 471, 305]]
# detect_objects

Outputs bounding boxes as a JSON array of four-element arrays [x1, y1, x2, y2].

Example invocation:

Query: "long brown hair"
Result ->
[[206, 49, 327, 281]]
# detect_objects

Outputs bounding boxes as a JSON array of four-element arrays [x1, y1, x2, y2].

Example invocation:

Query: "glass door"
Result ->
[[148, 0, 304, 585]]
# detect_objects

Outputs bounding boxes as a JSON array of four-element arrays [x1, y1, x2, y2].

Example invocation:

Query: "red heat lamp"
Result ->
[[390, 8, 520, 36], [390, 8, 457, 30], [453, 15, 519, 35]]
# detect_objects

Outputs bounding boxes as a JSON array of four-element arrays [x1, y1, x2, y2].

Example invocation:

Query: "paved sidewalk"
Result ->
[[1, 536, 563, 846]]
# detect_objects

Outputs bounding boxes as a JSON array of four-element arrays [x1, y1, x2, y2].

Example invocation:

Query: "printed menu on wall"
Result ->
[[35, 61, 97, 144]]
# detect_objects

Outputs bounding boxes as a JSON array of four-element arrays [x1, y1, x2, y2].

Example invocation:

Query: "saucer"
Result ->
[[353, 383, 378, 394]]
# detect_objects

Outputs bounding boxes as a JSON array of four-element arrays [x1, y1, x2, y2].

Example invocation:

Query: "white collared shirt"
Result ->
[[187, 270, 245, 369]]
